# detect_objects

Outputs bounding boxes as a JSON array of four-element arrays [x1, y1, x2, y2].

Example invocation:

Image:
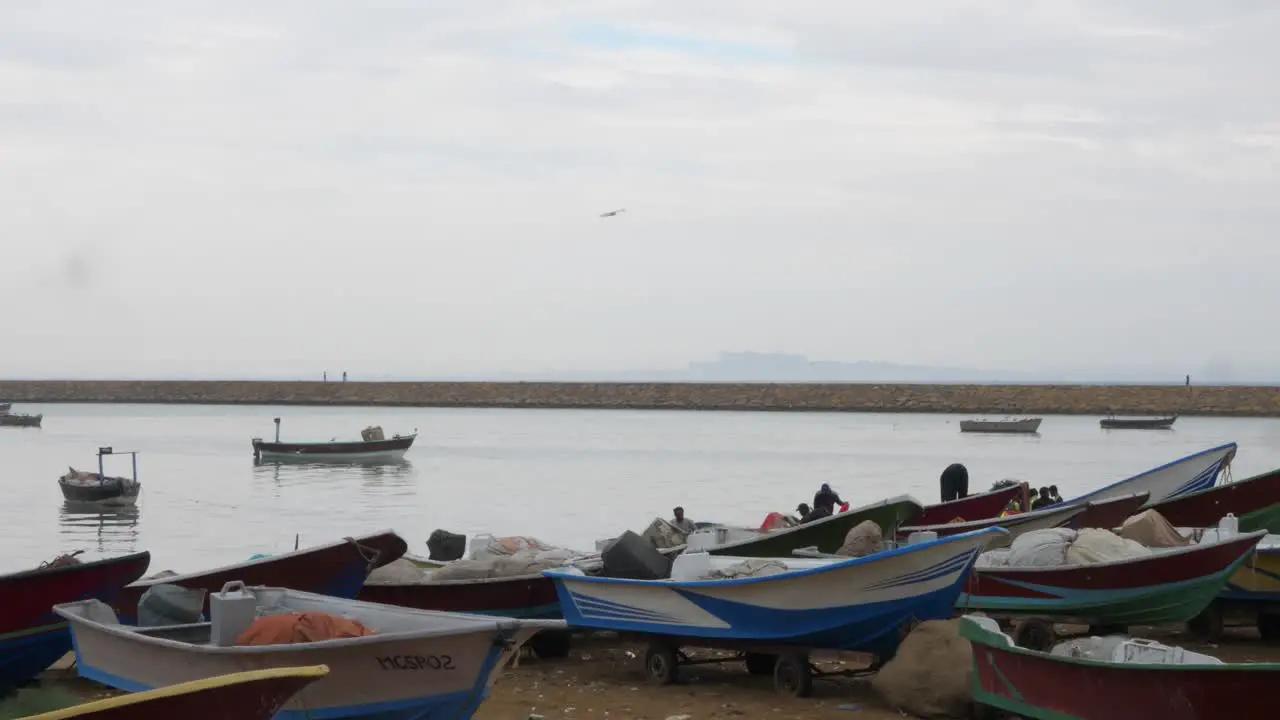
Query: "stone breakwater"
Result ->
[[2, 380, 1279, 416]]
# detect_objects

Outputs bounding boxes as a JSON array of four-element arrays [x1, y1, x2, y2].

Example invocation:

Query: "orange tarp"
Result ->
[[236, 612, 377, 646]]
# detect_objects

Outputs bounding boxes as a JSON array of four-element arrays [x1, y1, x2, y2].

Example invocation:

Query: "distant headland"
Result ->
[[2, 379, 1279, 416]]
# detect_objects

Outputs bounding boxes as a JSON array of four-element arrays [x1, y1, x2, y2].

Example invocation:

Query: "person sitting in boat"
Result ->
[[999, 497, 1022, 516], [940, 462, 969, 502], [811, 483, 844, 519], [794, 502, 820, 525], [1048, 485, 1064, 505], [670, 506, 695, 534], [1030, 487, 1053, 511]]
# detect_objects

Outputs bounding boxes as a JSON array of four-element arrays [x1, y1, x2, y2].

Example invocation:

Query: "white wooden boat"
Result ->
[[960, 418, 1042, 434], [55, 585, 562, 720]]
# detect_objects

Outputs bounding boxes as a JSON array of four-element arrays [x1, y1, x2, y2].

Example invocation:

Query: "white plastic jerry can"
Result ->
[[209, 580, 259, 647]]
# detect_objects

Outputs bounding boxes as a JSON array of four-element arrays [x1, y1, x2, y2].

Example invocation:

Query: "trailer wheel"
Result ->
[[1258, 611, 1280, 642], [744, 652, 776, 676], [1012, 620, 1055, 652], [644, 643, 680, 686], [529, 630, 572, 660], [1188, 601, 1224, 642], [773, 652, 812, 697]]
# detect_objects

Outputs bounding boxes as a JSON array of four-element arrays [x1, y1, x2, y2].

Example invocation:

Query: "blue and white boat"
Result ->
[[54, 585, 562, 720], [544, 527, 1005, 662]]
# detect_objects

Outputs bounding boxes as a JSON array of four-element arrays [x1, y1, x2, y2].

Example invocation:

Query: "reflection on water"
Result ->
[[58, 502, 140, 555], [252, 456, 416, 488]]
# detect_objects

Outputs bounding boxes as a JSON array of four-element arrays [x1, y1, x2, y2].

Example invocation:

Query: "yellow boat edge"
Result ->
[[25, 664, 332, 719]]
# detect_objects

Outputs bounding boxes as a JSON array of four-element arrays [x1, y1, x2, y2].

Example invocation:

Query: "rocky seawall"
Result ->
[[2, 380, 1279, 416]]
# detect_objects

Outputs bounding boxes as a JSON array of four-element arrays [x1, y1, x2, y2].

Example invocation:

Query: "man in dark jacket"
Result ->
[[812, 483, 844, 517], [940, 463, 969, 502]]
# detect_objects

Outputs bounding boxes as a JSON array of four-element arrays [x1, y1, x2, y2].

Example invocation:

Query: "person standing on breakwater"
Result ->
[[940, 463, 969, 502]]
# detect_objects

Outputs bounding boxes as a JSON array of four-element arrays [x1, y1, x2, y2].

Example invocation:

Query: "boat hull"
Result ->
[[112, 531, 407, 622], [1067, 492, 1149, 530], [548, 528, 1003, 660], [59, 479, 141, 507], [956, 532, 1264, 625], [359, 574, 562, 619], [898, 504, 1086, 548], [706, 496, 923, 557], [962, 618, 1274, 720], [1100, 416, 1177, 430], [915, 483, 1025, 525], [1221, 544, 1280, 602], [252, 434, 416, 461], [960, 419, 1042, 434], [23, 666, 329, 720], [1147, 467, 1280, 534], [59, 591, 555, 720], [1070, 442, 1236, 507], [0, 413, 42, 427], [0, 552, 151, 691]]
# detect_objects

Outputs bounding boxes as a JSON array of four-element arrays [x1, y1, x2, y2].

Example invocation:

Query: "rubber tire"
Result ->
[[1258, 611, 1280, 642], [773, 653, 813, 698], [1188, 601, 1225, 642], [744, 652, 776, 676], [1012, 620, 1055, 652], [644, 643, 679, 686], [529, 630, 572, 660]]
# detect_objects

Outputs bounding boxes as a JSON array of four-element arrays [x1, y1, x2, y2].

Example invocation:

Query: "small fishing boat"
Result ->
[[1100, 415, 1177, 430], [0, 551, 151, 692], [1068, 442, 1236, 506], [0, 401, 10, 412], [691, 495, 924, 557], [58, 447, 142, 507], [915, 482, 1028, 526], [0, 411, 42, 427], [962, 615, 1274, 720], [112, 531, 407, 622], [546, 528, 1005, 666], [898, 502, 1087, 548], [960, 417, 1042, 434], [1146, 466, 1280, 533], [956, 530, 1265, 649], [56, 586, 561, 720], [251, 417, 416, 461], [23, 665, 329, 720]]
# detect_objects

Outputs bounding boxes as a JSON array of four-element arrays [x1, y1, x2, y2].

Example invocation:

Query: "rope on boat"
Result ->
[[40, 549, 85, 568], [343, 536, 382, 569]]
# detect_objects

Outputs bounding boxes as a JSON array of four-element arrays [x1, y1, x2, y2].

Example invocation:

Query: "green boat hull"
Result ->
[[1239, 502, 1280, 534], [707, 497, 923, 558]]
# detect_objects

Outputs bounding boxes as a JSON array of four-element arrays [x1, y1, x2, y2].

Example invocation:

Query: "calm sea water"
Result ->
[[4, 404, 1280, 575]]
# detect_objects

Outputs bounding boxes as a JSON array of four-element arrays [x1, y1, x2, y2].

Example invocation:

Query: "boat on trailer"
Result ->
[[956, 530, 1265, 650], [963, 615, 1274, 720], [0, 550, 152, 692], [56, 585, 562, 720], [544, 528, 1005, 695], [22, 665, 329, 720], [251, 417, 416, 461], [1100, 415, 1177, 430], [58, 447, 142, 507], [960, 417, 1042, 434]]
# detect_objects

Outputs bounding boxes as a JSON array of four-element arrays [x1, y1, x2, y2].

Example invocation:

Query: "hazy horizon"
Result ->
[[3, 3, 1278, 379]]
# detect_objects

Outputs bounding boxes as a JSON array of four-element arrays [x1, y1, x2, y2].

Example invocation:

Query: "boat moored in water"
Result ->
[[251, 417, 416, 461], [960, 417, 1043, 434], [1100, 415, 1178, 430], [58, 447, 142, 507]]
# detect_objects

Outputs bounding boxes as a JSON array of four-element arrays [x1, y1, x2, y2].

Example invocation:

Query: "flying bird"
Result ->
[[599, 208, 626, 218]]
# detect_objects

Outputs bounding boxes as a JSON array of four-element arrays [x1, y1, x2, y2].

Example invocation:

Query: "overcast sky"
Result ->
[[2, 1, 1277, 379]]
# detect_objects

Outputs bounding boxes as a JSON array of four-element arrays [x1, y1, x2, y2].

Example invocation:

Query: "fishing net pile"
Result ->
[[699, 558, 790, 580], [368, 534, 587, 584], [236, 611, 377, 646], [872, 619, 974, 718], [836, 520, 885, 558], [977, 526, 1152, 568]]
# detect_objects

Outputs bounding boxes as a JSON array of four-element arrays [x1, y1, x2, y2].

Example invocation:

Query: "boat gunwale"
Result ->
[[544, 526, 1007, 589], [0, 550, 151, 584], [971, 530, 1266, 577], [252, 433, 417, 450], [900, 503, 1086, 534], [122, 530, 403, 590], [1068, 442, 1237, 504], [696, 494, 924, 554], [56, 588, 566, 654]]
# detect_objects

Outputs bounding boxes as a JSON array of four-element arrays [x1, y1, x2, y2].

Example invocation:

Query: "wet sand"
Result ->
[[28, 626, 1280, 720]]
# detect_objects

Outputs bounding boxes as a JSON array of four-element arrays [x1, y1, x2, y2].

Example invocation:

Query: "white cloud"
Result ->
[[2, 1, 1278, 378]]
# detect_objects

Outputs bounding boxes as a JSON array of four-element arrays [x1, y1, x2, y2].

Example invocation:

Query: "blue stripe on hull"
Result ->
[[556, 575, 970, 660], [0, 624, 72, 691]]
